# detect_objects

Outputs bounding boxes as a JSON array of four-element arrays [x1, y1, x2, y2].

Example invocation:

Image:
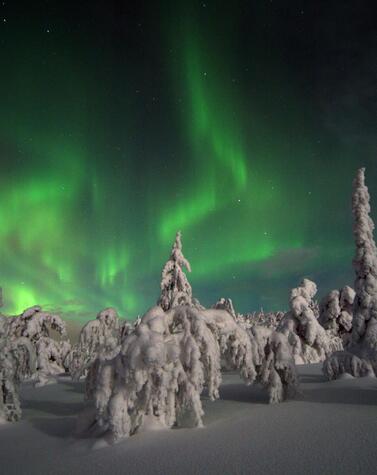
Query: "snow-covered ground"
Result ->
[[0, 364, 376, 475]]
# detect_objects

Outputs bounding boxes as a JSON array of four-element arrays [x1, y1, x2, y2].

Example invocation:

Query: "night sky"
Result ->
[[1, 1, 376, 321]]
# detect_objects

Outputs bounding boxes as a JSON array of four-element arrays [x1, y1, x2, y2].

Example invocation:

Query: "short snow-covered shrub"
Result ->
[[6, 306, 69, 386], [0, 316, 36, 422], [319, 286, 355, 345], [68, 307, 121, 399], [278, 279, 342, 364]]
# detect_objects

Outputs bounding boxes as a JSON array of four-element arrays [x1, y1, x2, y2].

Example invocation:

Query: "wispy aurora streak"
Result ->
[[159, 22, 290, 279], [160, 32, 249, 241], [1, 3, 370, 319]]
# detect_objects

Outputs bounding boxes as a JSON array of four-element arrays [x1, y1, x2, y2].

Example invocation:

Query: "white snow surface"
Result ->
[[0, 364, 376, 475]]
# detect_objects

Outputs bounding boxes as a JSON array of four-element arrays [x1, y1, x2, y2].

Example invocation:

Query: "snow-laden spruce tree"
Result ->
[[212, 298, 285, 330], [0, 316, 36, 422], [68, 307, 121, 399], [324, 168, 377, 379], [202, 308, 297, 403], [6, 306, 70, 386], [119, 315, 141, 340], [158, 231, 202, 311], [212, 297, 238, 319], [236, 310, 285, 330], [85, 304, 297, 443], [278, 279, 342, 364], [319, 286, 355, 345]]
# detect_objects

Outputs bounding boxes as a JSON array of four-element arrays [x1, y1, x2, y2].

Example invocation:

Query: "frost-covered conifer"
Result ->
[[6, 306, 69, 386], [158, 231, 194, 311], [0, 316, 36, 422], [212, 297, 238, 319], [202, 308, 297, 402], [278, 279, 342, 364], [319, 286, 355, 344], [351, 168, 377, 345], [68, 307, 120, 399], [119, 315, 141, 340], [212, 299, 285, 330], [85, 305, 297, 443], [249, 325, 298, 403], [324, 168, 377, 379], [236, 310, 285, 330]]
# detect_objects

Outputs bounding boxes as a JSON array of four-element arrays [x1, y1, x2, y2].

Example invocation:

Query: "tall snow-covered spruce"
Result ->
[[158, 231, 195, 310], [324, 168, 377, 378], [351, 168, 377, 345]]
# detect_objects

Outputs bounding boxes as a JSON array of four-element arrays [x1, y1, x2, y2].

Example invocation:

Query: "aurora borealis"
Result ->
[[1, 1, 376, 321]]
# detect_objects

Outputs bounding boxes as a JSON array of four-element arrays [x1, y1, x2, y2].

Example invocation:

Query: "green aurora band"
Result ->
[[0, 4, 374, 321]]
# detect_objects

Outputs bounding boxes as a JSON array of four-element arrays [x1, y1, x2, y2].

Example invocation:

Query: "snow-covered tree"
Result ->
[[68, 307, 121, 399], [324, 168, 377, 379], [6, 306, 70, 386], [236, 310, 285, 330], [319, 286, 355, 345], [119, 316, 141, 340], [278, 279, 342, 364], [158, 231, 197, 311], [0, 316, 36, 422], [84, 305, 297, 443], [212, 298, 285, 331], [202, 308, 297, 403], [351, 168, 377, 345], [212, 297, 238, 319]]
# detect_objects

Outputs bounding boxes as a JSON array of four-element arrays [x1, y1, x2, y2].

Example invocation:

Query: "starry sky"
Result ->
[[1, 1, 376, 321]]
